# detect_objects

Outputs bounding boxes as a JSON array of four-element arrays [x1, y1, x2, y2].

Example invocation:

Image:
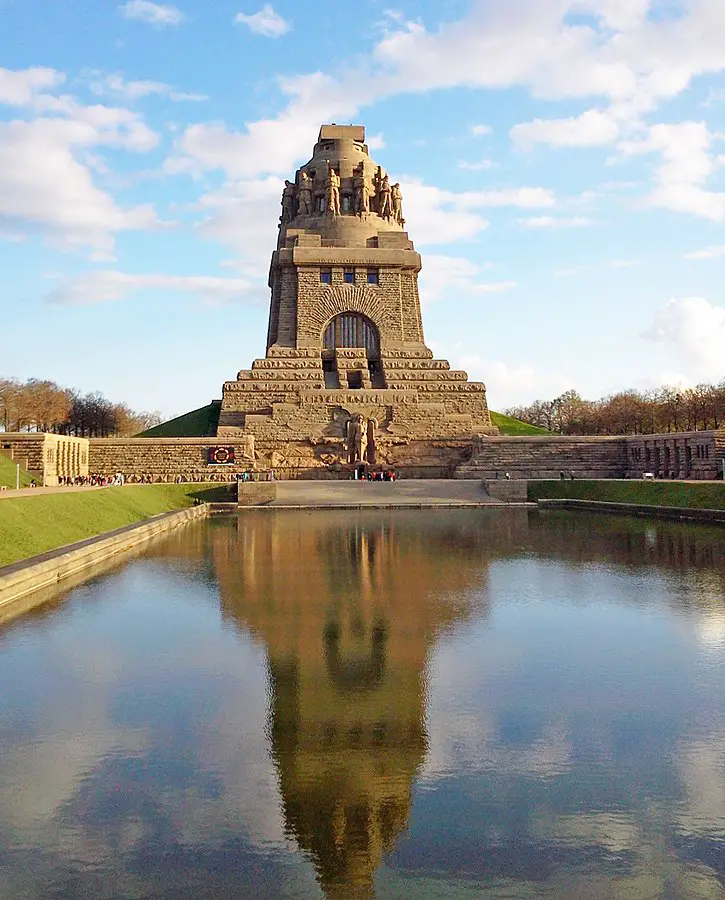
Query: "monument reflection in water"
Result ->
[[212, 511, 501, 898], [1, 510, 724, 898]]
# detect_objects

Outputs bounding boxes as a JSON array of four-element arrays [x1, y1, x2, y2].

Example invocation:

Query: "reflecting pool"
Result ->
[[1, 509, 724, 898]]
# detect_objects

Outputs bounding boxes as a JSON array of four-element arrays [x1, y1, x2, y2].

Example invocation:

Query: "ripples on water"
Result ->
[[0, 509, 724, 899]]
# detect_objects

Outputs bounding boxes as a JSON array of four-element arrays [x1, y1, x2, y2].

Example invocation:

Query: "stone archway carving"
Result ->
[[299, 285, 399, 347]]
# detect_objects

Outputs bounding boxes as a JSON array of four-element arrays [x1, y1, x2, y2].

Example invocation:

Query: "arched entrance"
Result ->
[[322, 313, 384, 388], [323, 313, 380, 356]]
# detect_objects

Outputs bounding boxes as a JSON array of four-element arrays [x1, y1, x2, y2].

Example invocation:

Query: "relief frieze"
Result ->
[[251, 359, 323, 370], [299, 390, 417, 406]]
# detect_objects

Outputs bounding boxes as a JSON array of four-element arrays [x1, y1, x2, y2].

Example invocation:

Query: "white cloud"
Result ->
[[419, 254, 513, 306], [193, 175, 283, 280], [166, 0, 725, 205], [684, 244, 725, 260], [471, 124, 492, 137], [571, 0, 652, 32], [119, 0, 185, 26], [85, 71, 207, 103], [609, 258, 640, 268], [456, 356, 573, 408], [619, 121, 725, 220], [0, 68, 162, 254], [46, 270, 257, 306], [366, 131, 385, 150], [518, 216, 593, 229], [0, 66, 65, 106], [398, 181, 554, 247], [384, 180, 490, 247], [166, 72, 362, 179], [0, 116, 160, 254], [457, 187, 556, 209], [644, 296, 725, 382], [234, 4, 290, 38], [511, 109, 620, 150], [458, 159, 495, 171], [0, 228, 26, 243], [555, 265, 591, 277]]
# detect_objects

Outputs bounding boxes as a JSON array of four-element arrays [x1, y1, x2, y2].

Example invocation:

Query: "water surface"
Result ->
[[1, 509, 724, 898]]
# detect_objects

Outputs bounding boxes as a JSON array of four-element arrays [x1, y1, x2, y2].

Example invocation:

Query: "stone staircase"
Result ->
[[456, 436, 628, 480], [237, 479, 526, 507]]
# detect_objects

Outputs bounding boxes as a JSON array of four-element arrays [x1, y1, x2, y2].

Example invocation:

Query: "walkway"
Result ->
[[264, 479, 508, 508], [0, 485, 106, 501]]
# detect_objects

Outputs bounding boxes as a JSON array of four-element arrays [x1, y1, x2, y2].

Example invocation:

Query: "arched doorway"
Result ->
[[323, 313, 380, 356], [322, 313, 384, 388]]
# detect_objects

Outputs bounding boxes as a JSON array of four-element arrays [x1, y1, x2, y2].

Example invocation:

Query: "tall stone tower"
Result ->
[[217, 124, 497, 475]]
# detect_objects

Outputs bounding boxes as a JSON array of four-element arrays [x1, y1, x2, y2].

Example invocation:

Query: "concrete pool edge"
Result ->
[[538, 498, 725, 524], [0, 503, 211, 613]]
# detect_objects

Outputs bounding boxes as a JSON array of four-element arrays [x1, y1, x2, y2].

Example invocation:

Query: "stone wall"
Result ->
[[624, 431, 724, 480], [86, 430, 725, 482], [1, 433, 89, 486], [457, 436, 629, 480], [458, 431, 725, 481], [89, 436, 473, 480]]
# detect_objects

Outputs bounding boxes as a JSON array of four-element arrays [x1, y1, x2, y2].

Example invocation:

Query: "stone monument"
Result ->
[[217, 124, 497, 475]]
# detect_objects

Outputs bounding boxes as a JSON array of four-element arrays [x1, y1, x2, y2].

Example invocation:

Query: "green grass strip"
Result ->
[[140, 401, 221, 437], [0, 483, 231, 567], [0, 455, 34, 489], [529, 479, 725, 510], [490, 411, 551, 435]]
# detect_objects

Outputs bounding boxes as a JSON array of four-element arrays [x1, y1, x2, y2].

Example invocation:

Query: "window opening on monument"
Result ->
[[367, 268, 379, 285], [344, 268, 355, 284], [368, 359, 385, 389], [322, 359, 340, 389], [347, 370, 363, 389], [320, 268, 332, 284], [342, 195, 353, 213], [323, 313, 380, 358]]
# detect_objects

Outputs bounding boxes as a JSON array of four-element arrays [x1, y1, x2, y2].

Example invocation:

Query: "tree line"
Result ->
[[0, 378, 162, 437], [505, 383, 725, 436]]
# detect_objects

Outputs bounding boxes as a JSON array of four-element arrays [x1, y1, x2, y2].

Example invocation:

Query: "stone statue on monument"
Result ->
[[326, 163, 341, 216], [297, 171, 313, 216], [366, 417, 377, 465], [280, 180, 296, 225], [353, 162, 370, 214], [391, 183, 404, 225], [346, 413, 369, 464], [379, 174, 392, 220], [241, 433, 256, 462]]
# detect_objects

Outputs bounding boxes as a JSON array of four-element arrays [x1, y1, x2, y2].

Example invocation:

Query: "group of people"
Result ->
[[58, 473, 125, 487], [356, 469, 397, 482], [174, 472, 238, 483]]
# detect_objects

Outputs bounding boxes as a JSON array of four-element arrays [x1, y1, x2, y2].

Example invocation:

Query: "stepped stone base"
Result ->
[[217, 346, 497, 474]]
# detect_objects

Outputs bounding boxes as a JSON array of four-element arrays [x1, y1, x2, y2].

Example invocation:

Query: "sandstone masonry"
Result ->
[[215, 124, 497, 474]]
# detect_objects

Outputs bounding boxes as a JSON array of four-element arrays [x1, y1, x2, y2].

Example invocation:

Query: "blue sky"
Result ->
[[1, 0, 725, 418]]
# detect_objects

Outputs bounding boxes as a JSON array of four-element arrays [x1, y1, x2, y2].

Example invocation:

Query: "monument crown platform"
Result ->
[[216, 124, 498, 475]]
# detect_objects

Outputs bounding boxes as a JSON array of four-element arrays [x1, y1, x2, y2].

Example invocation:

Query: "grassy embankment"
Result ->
[[529, 479, 725, 510], [0, 456, 34, 489], [140, 402, 221, 437], [0, 483, 232, 568], [489, 411, 551, 436]]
